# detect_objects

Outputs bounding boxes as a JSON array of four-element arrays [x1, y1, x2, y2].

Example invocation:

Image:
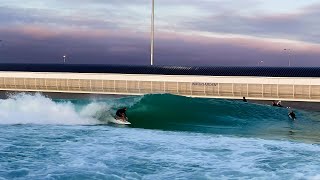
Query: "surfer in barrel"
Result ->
[[115, 107, 128, 122]]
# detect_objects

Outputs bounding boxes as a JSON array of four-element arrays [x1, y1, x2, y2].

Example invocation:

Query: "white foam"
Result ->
[[0, 92, 145, 125], [0, 93, 101, 125]]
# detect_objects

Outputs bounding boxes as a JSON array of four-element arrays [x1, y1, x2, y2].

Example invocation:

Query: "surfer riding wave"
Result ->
[[115, 107, 128, 122]]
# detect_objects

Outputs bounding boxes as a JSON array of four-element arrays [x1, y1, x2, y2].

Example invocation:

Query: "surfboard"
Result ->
[[110, 118, 131, 125], [288, 114, 296, 120]]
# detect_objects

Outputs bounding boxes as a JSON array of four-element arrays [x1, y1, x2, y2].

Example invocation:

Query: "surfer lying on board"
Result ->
[[277, 101, 283, 107], [272, 100, 283, 107], [115, 107, 128, 122]]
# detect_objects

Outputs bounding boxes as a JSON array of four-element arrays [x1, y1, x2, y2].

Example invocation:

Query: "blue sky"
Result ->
[[0, 0, 319, 66]]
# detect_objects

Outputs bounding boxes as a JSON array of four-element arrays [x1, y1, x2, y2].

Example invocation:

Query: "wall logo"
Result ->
[[192, 82, 218, 86]]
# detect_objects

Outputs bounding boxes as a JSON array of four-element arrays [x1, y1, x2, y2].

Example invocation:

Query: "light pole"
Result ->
[[284, 49, 291, 67], [150, 0, 154, 66], [63, 55, 66, 63], [258, 60, 264, 66]]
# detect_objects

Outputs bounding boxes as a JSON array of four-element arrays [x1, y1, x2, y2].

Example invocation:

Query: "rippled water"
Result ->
[[0, 93, 319, 179], [1, 125, 320, 179]]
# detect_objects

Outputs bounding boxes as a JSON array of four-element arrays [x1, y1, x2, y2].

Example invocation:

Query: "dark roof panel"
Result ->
[[0, 64, 319, 77]]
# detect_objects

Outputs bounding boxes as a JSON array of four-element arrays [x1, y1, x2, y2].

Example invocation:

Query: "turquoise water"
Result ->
[[0, 93, 320, 179]]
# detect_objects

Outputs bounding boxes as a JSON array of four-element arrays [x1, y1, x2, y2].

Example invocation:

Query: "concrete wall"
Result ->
[[0, 71, 320, 102]]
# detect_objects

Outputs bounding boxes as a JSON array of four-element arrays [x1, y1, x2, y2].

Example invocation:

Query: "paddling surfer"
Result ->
[[288, 110, 296, 120], [272, 100, 283, 107], [243, 97, 247, 102]]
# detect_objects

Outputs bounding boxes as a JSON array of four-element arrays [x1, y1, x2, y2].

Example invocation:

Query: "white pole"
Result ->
[[288, 52, 291, 67], [284, 49, 291, 67], [287, 49, 291, 67], [150, 0, 154, 66]]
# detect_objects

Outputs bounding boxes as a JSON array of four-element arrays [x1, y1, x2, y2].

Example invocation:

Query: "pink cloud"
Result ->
[[1, 25, 319, 66]]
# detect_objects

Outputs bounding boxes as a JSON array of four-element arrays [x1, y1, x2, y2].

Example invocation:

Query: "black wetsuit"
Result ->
[[116, 108, 127, 117], [289, 112, 296, 119], [272, 103, 282, 107]]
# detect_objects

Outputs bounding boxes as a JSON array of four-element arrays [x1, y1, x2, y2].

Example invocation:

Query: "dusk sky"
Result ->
[[0, 0, 320, 66]]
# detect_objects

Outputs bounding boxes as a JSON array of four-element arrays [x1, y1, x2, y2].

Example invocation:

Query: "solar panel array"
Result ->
[[0, 64, 319, 77]]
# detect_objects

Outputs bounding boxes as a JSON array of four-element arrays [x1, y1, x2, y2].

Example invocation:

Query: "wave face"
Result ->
[[128, 94, 320, 142], [0, 93, 319, 142]]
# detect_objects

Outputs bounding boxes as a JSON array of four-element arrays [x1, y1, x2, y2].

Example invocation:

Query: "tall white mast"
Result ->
[[150, 0, 154, 65]]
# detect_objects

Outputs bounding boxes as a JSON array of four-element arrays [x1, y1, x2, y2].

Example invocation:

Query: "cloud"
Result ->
[[178, 2, 320, 43], [1, 0, 320, 44], [0, 0, 319, 66], [0, 25, 320, 66], [0, 6, 120, 30]]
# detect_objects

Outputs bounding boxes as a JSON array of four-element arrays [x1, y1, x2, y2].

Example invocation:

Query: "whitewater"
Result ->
[[0, 93, 319, 179]]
